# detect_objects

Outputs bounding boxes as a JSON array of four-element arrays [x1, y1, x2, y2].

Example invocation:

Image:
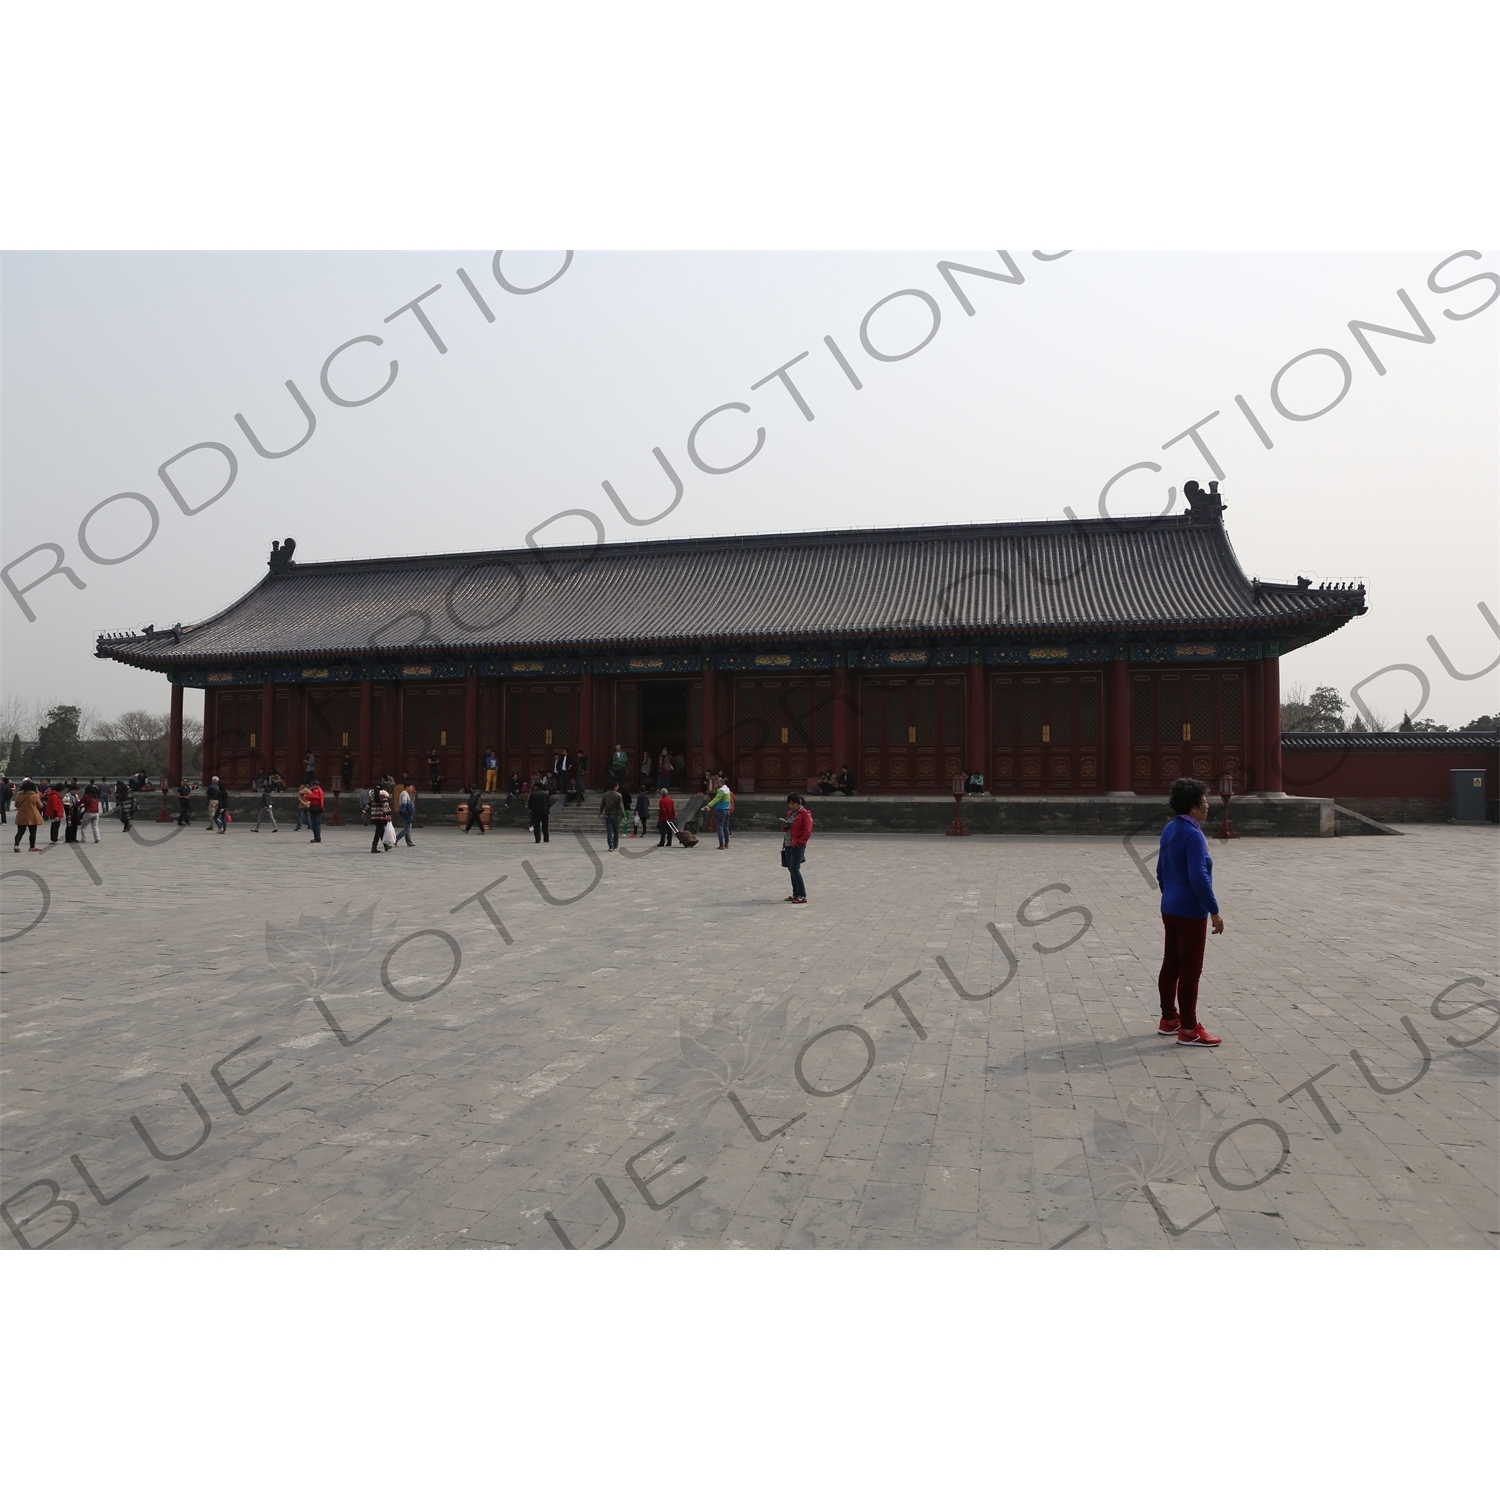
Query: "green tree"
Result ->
[[1459, 713, 1497, 732], [1283, 684, 1347, 733], [24, 705, 83, 776], [4, 733, 21, 774]]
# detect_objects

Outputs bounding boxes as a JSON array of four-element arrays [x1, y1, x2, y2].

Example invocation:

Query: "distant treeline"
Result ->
[[3, 704, 203, 781]]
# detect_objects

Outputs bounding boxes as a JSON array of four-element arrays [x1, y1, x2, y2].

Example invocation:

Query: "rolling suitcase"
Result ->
[[668, 820, 698, 848]]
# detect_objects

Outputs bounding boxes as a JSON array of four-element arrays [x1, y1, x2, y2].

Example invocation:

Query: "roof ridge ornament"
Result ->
[[268, 537, 297, 573], [1182, 479, 1226, 524]]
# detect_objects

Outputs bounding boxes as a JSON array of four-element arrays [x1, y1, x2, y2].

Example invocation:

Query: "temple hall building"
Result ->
[[96, 487, 1368, 799]]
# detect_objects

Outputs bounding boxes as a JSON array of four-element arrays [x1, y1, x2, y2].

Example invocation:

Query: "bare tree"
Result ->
[[95, 710, 170, 771], [1279, 680, 1310, 732], [86, 709, 205, 779], [0, 693, 42, 746]]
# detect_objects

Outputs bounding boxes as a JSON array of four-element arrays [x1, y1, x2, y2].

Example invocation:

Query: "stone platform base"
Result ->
[[1329, 795, 1499, 824], [720, 792, 1362, 837], [176, 789, 1406, 836]]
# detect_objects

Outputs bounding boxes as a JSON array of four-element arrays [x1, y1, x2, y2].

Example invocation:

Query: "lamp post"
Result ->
[[946, 774, 971, 837], [1218, 772, 1240, 840]]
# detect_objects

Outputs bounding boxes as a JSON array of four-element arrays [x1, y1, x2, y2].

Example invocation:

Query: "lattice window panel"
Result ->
[[1131, 679, 1152, 743], [1078, 677, 1100, 745], [1221, 676, 1242, 742], [993, 680, 1015, 747], [915, 681, 938, 746], [1049, 678, 1072, 746], [1158, 680, 1182, 743], [1189, 679, 1214, 744], [942, 679, 965, 746], [1019, 680, 1043, 744]]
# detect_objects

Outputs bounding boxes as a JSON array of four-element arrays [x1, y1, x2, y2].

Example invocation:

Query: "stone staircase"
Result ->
[[546, 791, 707, 836], [546, 791, 601, 832]]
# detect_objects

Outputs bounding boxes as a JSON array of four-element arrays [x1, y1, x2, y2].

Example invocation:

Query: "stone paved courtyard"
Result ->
[[2, 818, 1496, 1250]]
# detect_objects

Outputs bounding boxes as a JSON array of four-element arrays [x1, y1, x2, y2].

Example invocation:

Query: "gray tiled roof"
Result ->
[[97, 515, 1367, 669], [1281, 732, 1499, 751]]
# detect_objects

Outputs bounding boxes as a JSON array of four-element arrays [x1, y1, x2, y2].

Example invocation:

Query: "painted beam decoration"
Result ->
[[985, 644, 1114, 666], [273, 663, 358, 682], [476, 657, 585, 677], [395, 661, 467, 680], [592, 654, 702, 674], [1129, 642, 1263, 663], [845, 646, 969, 669], [716, 650, 833, 672], [178, 666, 262, 687]]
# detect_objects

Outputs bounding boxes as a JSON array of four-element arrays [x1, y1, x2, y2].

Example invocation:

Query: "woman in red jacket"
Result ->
[[43, 784, 65, 843], [306, 779, 326, 843], [780, 793, 813, 904]]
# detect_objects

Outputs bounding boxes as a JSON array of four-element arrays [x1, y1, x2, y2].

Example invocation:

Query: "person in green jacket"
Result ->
[[706, 777, 733, 849]]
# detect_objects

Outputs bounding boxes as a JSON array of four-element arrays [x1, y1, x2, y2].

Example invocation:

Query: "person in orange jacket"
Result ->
[[12, 780, 43, 851]]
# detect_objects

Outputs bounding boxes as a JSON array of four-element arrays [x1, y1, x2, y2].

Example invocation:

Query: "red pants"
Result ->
[[1158, 914, 1208, 1029]]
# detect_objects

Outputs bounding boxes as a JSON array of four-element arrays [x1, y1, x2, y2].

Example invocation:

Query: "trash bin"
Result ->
[[1451, 769, 1487, 823]]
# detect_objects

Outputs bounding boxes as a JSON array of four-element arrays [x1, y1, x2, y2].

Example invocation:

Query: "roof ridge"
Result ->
[[264, 513, 1222, 575], [95, 516, 1370, 667]]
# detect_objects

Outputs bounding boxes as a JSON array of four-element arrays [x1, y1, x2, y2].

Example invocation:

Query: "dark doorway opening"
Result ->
[[641, 681, 690, 785]]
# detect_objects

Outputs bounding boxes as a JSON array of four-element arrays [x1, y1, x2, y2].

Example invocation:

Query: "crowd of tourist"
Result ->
[[5, 775, 108, 850]]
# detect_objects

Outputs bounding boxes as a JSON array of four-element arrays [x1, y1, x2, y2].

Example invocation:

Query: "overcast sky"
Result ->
[[2, 249, 1495, 728]]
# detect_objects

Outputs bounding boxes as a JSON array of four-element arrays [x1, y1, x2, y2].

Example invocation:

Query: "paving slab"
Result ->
[[2, 823, 1495, 1250]]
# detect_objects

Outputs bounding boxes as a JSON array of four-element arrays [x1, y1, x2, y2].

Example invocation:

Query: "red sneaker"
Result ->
[[784, 895, 798, 902], [1176, 1024, 1222, 1047], [1157, 1015, 1181, 1036]]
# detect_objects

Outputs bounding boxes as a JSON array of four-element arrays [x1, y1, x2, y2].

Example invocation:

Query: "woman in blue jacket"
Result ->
[[1156, 777, 1224, 1047]]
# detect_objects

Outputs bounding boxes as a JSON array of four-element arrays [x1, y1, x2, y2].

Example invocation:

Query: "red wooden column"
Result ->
[[396, 687, 408, 786], [358, 677, 374, 786], [967, 658, 987, 781], [1108, 656, 1132, 793], [260, 681, 275, 780], [578, 667, 594, 790], [1249, 660, 1263, 791], [717, 672, 732, 773], [464, 669, 479, 785], [169, 682, 185, 786], [701, 660, 717, 772], [497, 680, 509, 780], [1262, 649, 1283, 793], [832, 659, 849, 776], [201, 687, 217, 783], [287, 685, 306, 783], [382, 683, 400, 783]]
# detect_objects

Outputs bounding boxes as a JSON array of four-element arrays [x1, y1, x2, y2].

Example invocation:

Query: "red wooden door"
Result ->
[[505, 682, 578, 782], [215, 691, 260, 787], [306, 687, 360, 788], [859, 676, 963, 792], [990, 673, 1102, 791], [403, 686, 466, 787], [1130, 670, 1245, 791], [733, 677, 833, 792]]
